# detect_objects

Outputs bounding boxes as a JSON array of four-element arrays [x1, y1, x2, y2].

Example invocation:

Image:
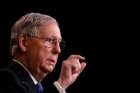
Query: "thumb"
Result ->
[[80, 62, 87, 72]]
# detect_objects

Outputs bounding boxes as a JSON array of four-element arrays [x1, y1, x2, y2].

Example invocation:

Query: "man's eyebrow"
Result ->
[[48, 36, 62, 41]]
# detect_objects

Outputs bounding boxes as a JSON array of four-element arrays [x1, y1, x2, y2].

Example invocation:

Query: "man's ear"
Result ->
[[18, 34, 28, 52]]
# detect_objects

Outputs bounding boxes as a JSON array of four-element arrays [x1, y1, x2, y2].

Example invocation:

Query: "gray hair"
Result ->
[[10, 12, 58, 56]]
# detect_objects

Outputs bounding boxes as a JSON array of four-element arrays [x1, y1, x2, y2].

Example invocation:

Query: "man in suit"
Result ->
[[0, 12, 86, 93]]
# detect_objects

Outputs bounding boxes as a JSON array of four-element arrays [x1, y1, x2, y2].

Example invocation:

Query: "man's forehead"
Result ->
[[38, 30, 62, 40]]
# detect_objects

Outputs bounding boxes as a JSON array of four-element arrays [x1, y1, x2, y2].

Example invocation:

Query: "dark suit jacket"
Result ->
[[0, 60, 59, 93]]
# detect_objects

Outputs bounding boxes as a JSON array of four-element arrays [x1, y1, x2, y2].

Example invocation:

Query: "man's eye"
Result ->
[[45, 38, 55, 43]]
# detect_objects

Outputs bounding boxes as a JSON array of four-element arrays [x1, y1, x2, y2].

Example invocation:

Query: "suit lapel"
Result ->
[[8, 61, 38, 93]]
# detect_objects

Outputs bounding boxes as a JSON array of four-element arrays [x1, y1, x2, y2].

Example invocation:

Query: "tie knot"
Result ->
[[36, 83, 44, 92]]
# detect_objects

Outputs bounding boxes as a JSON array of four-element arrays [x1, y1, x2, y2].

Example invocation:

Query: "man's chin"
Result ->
[[42, 66, 54, 73]]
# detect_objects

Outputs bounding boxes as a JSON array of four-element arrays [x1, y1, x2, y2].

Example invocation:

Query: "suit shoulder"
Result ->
[[0, 68, 19, 84], [0, 68, 28, 93]]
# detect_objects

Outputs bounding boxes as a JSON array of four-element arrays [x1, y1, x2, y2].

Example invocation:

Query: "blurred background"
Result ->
[[0, 0, 136, 92]]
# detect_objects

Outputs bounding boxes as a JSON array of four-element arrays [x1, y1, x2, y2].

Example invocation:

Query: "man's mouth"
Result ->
[[48, 59, 56, 65]]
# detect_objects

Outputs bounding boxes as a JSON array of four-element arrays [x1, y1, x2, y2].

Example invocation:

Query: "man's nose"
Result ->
[[52, 42, 61, 54]]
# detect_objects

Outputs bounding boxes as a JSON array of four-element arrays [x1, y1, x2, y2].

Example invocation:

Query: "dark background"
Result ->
[[0, 0, 137, 93]]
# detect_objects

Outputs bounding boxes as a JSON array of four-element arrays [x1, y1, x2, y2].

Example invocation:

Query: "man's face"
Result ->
[[25, 23, 62, 77]]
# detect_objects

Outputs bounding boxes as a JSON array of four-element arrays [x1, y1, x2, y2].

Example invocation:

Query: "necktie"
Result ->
[[36, 83, 44, 92]]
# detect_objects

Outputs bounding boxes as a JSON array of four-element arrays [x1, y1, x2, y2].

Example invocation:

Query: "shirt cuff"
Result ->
[[53, 81, 66, 93]]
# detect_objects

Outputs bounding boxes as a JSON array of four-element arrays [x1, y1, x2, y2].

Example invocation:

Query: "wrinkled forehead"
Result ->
[[38, 22, 62, 40]]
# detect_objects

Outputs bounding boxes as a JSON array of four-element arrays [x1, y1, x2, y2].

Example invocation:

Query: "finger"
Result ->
[[68, 55, 85, 61], [72, 61, 86, 74], [80, 62, 87, 73], [72, 62, 86, 76], [71, 59, 81, 73]]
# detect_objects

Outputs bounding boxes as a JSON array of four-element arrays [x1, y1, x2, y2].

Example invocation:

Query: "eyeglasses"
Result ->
[[30, 36, 66, 50]]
